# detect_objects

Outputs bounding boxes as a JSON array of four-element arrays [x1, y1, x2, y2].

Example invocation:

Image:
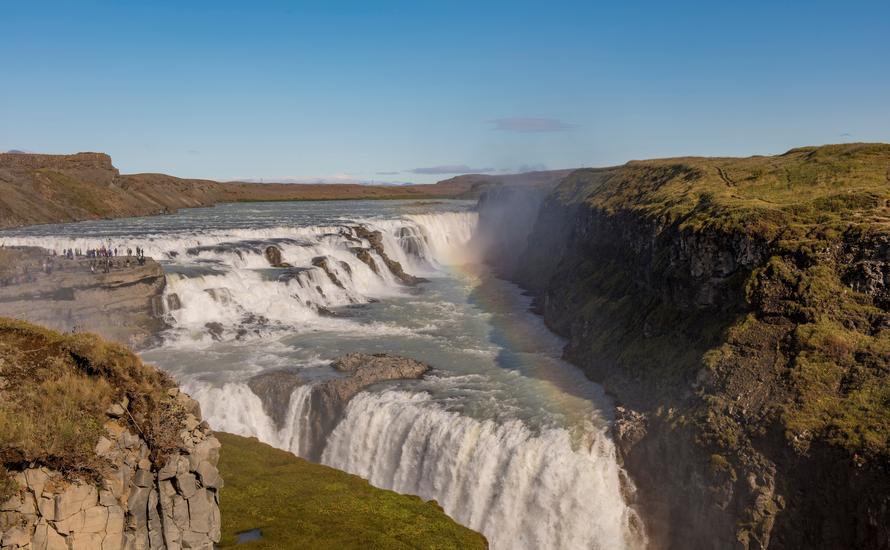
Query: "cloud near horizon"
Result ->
[[237, 174, 411, 185], [489, 117, 578, 133], [409, 165, 495, 175]]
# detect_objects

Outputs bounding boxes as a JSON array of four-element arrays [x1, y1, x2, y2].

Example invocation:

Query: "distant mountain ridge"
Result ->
[[0, 152, 567, 229]]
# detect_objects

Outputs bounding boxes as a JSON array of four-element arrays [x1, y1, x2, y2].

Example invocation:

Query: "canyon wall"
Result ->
[[480, 144, 890, 549]]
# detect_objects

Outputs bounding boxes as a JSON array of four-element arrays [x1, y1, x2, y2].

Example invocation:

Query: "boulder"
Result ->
[[264, 245, 291, 268]]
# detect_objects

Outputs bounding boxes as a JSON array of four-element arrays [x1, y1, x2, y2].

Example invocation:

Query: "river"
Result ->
[[0, 199, 646, 549]]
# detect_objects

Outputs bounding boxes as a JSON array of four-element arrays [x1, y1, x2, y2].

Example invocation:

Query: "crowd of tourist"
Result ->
[[52, 245, 148, 273], [58, 245, 145, 260]]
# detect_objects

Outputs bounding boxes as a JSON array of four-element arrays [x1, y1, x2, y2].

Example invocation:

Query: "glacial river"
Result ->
[[0, 199, 646, 549]]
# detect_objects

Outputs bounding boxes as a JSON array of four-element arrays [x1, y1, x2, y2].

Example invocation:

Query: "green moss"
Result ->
[[216, 433, 487, 550], [784, 319, 890, 456]]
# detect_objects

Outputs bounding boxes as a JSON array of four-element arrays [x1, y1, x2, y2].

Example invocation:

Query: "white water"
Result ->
[[0, 200, 646, 549], [324, 391, 640, 550]]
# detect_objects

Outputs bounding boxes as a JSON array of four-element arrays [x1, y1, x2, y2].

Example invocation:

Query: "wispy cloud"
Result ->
[[409, 165, 495, 175], [376, 171, 401, 175], [489, 117, 578, 133]]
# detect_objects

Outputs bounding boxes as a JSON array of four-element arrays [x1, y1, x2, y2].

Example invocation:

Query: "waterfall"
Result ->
[[185, 382, 316, 458], [3, 205, 647, 549], [188, 383, 646, 549], [324, 391, 644, 549], [0, 212, 479, 339]]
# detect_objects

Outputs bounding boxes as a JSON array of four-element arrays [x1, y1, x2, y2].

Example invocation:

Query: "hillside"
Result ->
[[491, 143, 890, 548], [0, 152, 566, 229]]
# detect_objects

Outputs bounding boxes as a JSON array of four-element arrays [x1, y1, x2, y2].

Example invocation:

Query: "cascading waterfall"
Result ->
[[185, 382, 317, 458], [188, 381, 645, 550], [1, 202, 646, 549], [324, 391, 643, 550], [0, 212, 478, 338]]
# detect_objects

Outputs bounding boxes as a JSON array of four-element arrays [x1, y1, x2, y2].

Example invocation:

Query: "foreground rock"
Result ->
[[1, 397, 222, 550], [0, 319, 222, 549], [1, 393, 222, 550], [248, 353, 430, 460], [0, 247, 172, 348]]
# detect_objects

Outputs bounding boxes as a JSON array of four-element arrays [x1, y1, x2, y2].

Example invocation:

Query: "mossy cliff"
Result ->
[[490, 143, 890, 549]]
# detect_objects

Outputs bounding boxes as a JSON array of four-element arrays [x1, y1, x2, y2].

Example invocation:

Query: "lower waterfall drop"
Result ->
[[322, 391, 645, 550]]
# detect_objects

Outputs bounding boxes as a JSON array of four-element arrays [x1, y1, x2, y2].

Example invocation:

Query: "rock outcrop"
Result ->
[[307, 353, 430, 459], [248, 353, 431, 461], [263, 246, 291, 268], [0, 389, 222, 550], [0, 247, 170, 349], [351, 227, 428, 285], [246, 369, 304, 428]]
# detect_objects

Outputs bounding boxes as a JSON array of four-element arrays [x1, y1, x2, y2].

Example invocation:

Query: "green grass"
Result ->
[[216, 432, 487, 550], [561, 143, 890, 240]]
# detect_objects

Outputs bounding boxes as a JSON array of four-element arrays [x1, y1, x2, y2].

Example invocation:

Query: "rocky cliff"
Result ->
[[0, 319, 222, 550], [0, 248, 173, 349], [0, 390, 221, 550], [481, 143, 890, 549]]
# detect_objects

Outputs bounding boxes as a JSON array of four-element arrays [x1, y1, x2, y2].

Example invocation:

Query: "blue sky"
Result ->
[[3, 1, 889, 183]]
